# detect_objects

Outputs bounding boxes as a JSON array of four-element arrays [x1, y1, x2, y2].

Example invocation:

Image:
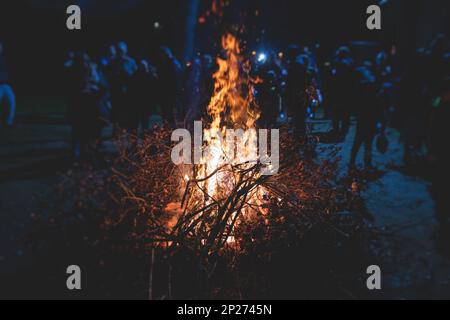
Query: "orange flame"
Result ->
[[197, 34, 261, 198], [208, 34, 260, 131], [192, 34, 265, 218], [174, 34, 268, 247]]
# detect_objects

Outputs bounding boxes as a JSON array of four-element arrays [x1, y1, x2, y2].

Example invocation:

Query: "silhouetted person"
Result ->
[[0, 42, 16, 128], [321, 58, 334, 120], [331, 46, 356, 140], [426, 34, 448, 100], [375, 50, 395, 118], [183, 57, 202, 130], [350, 64, 384, 170], [257, 69, 279, 128], [184, 54, 214, 131], [110, 41, 138, 131], [100, 44, 117, 100], [399, 48, 429, 166], [94, 45, 120, 124], [254, 51, 282, 128], [130, 59, 158, 131], [100, 45, 118, 71], [66, 53, 104, 160], [400, 35, 448, 167], [157, 47, 181, 127], [285, 45, 308, 137]]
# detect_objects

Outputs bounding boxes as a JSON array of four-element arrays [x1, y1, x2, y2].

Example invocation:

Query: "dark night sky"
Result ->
[[0, 0, 448, 95]]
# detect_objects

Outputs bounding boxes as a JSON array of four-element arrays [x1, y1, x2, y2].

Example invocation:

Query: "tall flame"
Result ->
[[175, 34, 267, 247], [198, 34, 261, 200], [209, 34, 260, 130]]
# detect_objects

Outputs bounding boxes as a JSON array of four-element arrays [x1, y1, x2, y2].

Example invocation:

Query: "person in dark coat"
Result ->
[[285, 46, 308, 137], [257, 69, 279, 128], [156, 47, 182, 127], [350, 63, 384, 170], [331, 46, 356, 140], [129, 59, 158, 131], [66, 53, 105, 160], [110, 41, 138, 131]]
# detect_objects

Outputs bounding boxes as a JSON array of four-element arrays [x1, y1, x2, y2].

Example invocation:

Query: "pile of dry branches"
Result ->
[[35, 126, 371, 298], [103, 128, 360, 245]]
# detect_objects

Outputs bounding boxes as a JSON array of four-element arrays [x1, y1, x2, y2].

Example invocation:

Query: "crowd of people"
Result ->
[[56, 34, 450, 178], [1, 35, 448, 177], [250, 35, 449, 174], [63, 41, 182, 159]]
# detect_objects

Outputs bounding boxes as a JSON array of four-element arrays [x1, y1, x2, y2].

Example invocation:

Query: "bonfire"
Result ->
[[103, 33, 361, 255], [40, 33, 370, 299]]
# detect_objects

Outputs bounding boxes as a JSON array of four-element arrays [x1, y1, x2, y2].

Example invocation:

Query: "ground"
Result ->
[[1, 98, 449, 299]]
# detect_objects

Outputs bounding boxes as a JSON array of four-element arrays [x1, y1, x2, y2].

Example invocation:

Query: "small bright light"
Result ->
[[257, 53, 267, 63], [154, 21, 160, 29]]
